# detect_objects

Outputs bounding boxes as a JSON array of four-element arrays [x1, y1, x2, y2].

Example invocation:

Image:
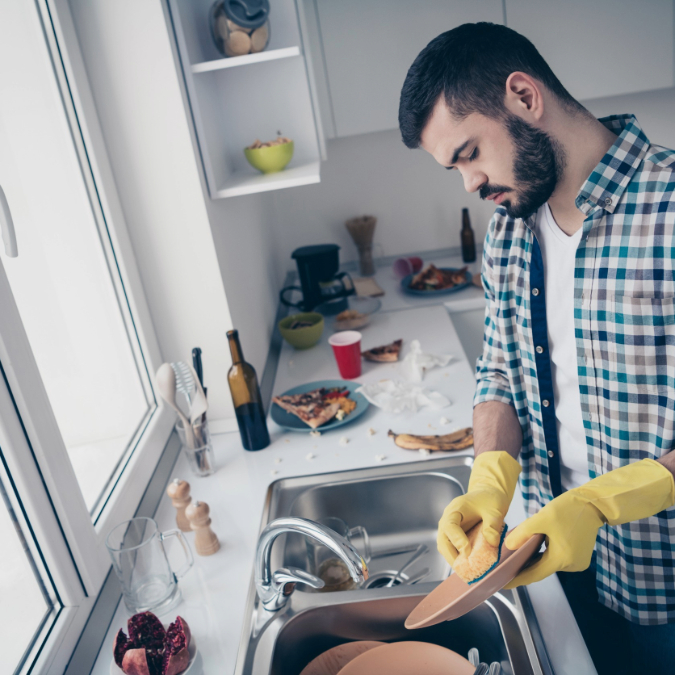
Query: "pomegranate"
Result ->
[[113, 612, 192, 675], [162, 617, 191, 675]]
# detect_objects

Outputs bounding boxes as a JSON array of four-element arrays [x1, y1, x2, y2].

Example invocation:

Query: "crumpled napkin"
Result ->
[[356, 379, 451, 414], [401, 339, 453, 381]]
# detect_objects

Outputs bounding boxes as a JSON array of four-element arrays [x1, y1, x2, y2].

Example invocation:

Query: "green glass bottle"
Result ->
[[227, 330, 270, 451]]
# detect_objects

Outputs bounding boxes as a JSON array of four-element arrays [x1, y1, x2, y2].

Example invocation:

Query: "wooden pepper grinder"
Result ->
[[185, 500, 220, 556], [166, 479, 191, 533]]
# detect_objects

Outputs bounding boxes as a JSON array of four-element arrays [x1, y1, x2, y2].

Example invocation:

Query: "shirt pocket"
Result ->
[[609, 294, 675, 394]]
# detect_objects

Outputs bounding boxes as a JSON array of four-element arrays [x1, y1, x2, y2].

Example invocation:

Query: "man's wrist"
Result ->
[[657, 450, 675, 480]]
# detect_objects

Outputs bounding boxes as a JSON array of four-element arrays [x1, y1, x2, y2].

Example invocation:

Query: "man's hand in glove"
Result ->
[[437, 451, 521, 565], [504, 459, 675, 589]]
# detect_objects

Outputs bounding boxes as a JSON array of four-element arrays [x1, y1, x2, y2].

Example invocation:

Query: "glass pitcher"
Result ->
[[106, 517, 193, 614]]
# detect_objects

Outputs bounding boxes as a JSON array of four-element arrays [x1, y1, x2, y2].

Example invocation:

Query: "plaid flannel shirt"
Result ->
[[475, 114, 675, 625]]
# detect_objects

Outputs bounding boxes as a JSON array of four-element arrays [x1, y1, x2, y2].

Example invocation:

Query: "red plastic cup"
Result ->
[[328, 331, 362, 379]]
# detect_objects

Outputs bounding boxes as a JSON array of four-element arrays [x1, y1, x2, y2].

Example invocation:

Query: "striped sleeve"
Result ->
[[474, 219, 514, 408]]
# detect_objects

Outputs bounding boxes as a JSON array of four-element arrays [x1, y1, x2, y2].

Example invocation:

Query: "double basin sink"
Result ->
[[234, 457, 553, 675]]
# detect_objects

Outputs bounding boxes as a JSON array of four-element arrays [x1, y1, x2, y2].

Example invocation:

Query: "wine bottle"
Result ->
[[226, 330, 270, 451], [461, 208, 476, 263]]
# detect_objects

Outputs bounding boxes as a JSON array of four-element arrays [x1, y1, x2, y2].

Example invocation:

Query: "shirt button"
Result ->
[[536, 346, 544, 354], [605, 197, 612, 206], [532, 288, 540, 296], [547, 450, 555, 458], [542, 399, 550, 408], [584, 354, 589, 364]]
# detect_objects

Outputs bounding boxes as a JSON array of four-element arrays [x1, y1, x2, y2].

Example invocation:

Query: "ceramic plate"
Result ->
[[271, 379, 369, 433], [299, 641, 385, 675], [110, 638, 201, 675], [405, 533, 545, 629], [401, 268, 472, 296], [338, 641, 474, 675]]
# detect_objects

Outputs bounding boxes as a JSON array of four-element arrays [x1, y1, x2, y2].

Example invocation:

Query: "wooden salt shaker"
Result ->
[[185, 500, 220, 556], [166, 479, 191, 533]]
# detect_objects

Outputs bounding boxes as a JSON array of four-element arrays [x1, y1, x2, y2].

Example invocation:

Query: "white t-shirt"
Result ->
[[535, 204, 589, 490]]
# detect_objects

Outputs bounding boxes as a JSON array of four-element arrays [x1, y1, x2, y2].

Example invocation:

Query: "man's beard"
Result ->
[[480, 115, 566, 220]]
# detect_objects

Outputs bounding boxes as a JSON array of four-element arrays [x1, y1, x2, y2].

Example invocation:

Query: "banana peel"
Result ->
[[388, 427, 473, 452]]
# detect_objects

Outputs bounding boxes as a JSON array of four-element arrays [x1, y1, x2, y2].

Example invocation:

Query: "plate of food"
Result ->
[[401, 264, 471, 296], [271, 380, 369, 432], [333, 297, 382, 331]]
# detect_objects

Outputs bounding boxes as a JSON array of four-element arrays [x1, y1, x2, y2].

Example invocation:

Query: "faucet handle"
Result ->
[[273, 567, 325, 595]]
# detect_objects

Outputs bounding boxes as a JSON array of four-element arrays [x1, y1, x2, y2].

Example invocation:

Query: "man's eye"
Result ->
[[469, 147, 478, 161]]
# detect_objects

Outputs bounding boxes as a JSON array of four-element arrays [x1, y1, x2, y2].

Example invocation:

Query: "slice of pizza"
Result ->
[[362, 339, 403, 363], [272, 388, 340, 429]]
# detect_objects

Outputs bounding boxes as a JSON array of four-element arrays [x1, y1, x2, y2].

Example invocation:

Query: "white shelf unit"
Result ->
[[168, 0, 323, 199]]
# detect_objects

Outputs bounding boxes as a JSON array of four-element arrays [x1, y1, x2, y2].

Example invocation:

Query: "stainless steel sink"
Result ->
[[234, 457, 553, 675]]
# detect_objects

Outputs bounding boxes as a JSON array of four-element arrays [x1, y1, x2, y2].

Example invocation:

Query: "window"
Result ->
[[0, 462, 59, 673], [0, 1, 174, 673]]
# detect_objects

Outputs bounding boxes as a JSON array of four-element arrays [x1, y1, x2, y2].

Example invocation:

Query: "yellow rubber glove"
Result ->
[[504, 459, 675, 589], [437, 451, 521, 565]]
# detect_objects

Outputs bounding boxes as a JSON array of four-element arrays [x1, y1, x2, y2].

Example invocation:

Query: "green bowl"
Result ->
[[244, 141, 294, 174], [279, 312, 324, 349]]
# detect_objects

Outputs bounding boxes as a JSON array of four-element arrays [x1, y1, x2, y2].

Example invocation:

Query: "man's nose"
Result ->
[[461, 170, 486, 194]]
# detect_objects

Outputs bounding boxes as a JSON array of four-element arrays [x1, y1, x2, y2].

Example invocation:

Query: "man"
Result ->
[[399, 22, 675, 673]]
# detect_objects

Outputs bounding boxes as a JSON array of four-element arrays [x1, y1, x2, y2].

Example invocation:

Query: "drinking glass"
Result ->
[[176, 418, 215, 476], [306, 516, 371, 592], [106, 517, 193, 614]]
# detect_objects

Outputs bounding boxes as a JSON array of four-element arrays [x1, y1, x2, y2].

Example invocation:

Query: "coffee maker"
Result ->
[[280, 244, 354, 312]]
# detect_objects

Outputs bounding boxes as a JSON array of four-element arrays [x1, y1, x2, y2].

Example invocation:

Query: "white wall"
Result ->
[[267, 127, 498, 270], [67, 0, 237, 425]]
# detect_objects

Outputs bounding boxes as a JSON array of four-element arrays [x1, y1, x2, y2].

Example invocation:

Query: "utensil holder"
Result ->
[[357, 244, 375, 276], [176, 418, 215, 477]]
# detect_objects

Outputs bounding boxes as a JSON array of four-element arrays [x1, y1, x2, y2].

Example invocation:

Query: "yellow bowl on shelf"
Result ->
[[244, 141, 294, 174], [278, 312, 323, 349]]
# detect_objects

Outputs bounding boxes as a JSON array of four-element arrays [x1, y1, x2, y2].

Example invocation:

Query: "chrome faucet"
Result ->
[[255, 517, 369, 611]]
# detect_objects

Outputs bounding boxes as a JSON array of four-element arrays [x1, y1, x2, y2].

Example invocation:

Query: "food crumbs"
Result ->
[[439, 417, 450, 425], [271, 469, 279, 475], [375, 454, 387, 462], [427, 424, 436, 430], [306, 452, 316, 460], [366, 428, 376, 437], [309, 430, 321, 438], [339, 437, 350, 446], [284, 438, 290, 443], [274, 457, 283, 464], [418, 448, 431, 457], [335, 410, 346, 421]]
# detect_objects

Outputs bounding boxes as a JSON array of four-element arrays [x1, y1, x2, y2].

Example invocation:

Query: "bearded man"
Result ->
[[399, 22, 675, 674]]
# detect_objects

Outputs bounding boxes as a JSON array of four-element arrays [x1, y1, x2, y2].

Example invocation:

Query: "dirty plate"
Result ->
[[405, 533, 544, 629], [338, 641, 474, 675], [401, 268, 471, 296], [299, 641, 385, 675], [271, 379, 369, 433]]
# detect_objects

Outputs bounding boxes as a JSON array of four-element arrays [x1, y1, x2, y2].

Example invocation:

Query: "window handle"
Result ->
[[0, 185, 17, 257]]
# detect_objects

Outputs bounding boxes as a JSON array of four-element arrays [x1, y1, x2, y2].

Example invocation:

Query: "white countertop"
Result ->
[[91, 301, 595, 675]]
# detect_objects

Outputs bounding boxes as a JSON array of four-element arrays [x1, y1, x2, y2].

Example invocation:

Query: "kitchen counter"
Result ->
[[91, 297, 595, 674]]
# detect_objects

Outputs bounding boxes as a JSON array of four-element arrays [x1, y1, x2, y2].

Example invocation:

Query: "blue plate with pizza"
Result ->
[[271, 379, 369, 433]]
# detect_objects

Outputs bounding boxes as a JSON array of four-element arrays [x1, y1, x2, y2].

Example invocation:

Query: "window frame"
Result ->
[[0, 0, 176, 671]]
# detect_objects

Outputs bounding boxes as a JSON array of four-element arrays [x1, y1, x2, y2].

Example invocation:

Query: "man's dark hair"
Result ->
[[399, 22, 585, 149]]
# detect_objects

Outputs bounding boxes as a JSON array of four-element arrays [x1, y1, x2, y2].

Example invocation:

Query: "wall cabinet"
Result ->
[[168, 0, 325, 198], [306, 0, 675, 140], [313, 0, 504, 138], [507, 0, 674, 102]]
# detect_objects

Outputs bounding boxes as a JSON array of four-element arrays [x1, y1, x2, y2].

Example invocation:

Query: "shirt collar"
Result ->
[[575, 114, 650, 215]]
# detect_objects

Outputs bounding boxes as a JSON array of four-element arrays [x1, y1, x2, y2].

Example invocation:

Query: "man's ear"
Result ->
[[504, 71, 544, 122]]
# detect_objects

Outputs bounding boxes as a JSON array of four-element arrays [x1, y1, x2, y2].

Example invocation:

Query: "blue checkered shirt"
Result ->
[[475, 115, 675, 625]]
